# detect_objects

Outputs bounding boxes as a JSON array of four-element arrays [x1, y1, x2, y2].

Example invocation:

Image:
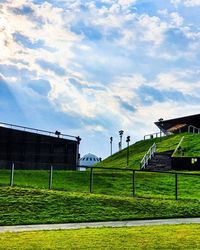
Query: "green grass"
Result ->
[[1, 224, 200, 249], [0, 169, 200, 199], [1, 187, 200, 226], [1, 169, 200, 199], [173, 133, 200, 157], [0, 169, 90, 192], [97, 133, 197, 169]]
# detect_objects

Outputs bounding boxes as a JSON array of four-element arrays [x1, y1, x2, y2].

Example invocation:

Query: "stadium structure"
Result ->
[[0, 122, 81, 170], [155, 113, 200, 135], [141, 113, 200, 171]]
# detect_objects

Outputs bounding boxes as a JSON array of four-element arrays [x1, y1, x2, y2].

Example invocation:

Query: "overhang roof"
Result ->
[[155, 113, 200, 132]]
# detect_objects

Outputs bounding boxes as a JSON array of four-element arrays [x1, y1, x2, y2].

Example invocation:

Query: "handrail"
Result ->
[[85, 166, 200, 176], [140, 143, 156, 170], [188, 125, 200, 134], [144, 132, 164, 140], [0, 121, 78, 140], [172, 136, 184, 157], [143, 131, 173, 140]]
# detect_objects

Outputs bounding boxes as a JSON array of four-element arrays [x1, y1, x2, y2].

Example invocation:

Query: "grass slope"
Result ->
[[1, 224, 200, 249], [97, 133, 183, 169], [1, 187, 200, 226], [97, 133, 200, 169], [173, 133, 200, 157], [1, 170, 200, 199]]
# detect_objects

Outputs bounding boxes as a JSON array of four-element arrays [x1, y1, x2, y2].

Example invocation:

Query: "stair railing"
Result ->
[[140, 143, 156, 170], [172, 136, 184, 157], [188, 125, 200, 134]]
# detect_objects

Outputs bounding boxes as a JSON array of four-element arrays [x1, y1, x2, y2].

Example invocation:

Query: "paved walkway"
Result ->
[[1, 218, 200, 233]]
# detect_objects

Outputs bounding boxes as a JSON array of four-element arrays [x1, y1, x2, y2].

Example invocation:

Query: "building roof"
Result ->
[[79, 153, 100, 166], [0, 121, 78, 141], [155, 113, 200, 133]]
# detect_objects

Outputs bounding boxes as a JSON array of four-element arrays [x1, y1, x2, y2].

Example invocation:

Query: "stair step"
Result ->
[[145, 150, 173, 171]]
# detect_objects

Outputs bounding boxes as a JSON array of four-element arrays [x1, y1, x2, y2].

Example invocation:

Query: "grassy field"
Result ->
[[97, 133, 200, 169], [1, 169, 200, 199], [1, 187, 200, 226], [1, 224, 200, 249]]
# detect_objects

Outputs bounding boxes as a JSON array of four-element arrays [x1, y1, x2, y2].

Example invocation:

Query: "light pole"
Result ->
[[158, 118, 163, 141], [76, 136, 81, 167], [110, 137, 113, 156], [126, 136, 130, 166], [55, 130, 61, 138], [119, 130, 124, 151]]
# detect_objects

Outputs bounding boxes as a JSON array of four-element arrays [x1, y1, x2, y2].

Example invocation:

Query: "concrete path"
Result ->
[[1, 218, 200, 233]]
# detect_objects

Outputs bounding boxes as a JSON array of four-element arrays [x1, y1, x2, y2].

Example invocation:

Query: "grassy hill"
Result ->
[[1, 168, 200, 200], [1, 187, 200, 226], [97, 133, 200, 169], [173, 133, 200, 157]]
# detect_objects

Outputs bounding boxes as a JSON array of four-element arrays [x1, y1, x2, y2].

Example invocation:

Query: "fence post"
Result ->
[[49, 165, 53, 190], [90, 167, 93, 193], [10, 162, 14, 187], [175, 173, 178, 200], [132, 170, 135, 196]]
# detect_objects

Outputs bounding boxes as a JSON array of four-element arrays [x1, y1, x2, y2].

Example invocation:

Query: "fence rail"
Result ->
[[172, 136, 185, 157], [188, 125, 200, 134], [1, 163, 200, 201], [143, 131, 167, 140], [0, 121, 78, 140]]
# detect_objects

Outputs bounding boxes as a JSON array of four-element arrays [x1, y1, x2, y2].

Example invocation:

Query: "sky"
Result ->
[[0, 0, 200, 159]]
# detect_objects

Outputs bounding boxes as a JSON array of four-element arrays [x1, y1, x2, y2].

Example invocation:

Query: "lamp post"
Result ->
[[119, 130, 124, 151], [55, 130, 61, 138], [76, 136, 81, 167], [158, 118, 163, 141], [126, 136, 130, 166], [110, 137, 113, 156]]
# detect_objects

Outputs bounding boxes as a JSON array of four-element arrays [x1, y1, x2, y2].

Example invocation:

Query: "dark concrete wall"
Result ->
[[0, 127, 78, 170], [172, 157, 200, 170]]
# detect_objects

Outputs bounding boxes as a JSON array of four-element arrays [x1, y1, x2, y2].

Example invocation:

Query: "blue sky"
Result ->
[[0, 0, 200, 158]]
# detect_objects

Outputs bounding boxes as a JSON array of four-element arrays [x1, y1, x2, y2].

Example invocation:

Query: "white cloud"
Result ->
[[170, 12, 183, 27], [1, 0, 200, 157], [137, 14, 168, 45], [153, 72, 198, 93], [170, 0, 181, 7], [171, 0, 200, 7], [184, 0, 200, 6]]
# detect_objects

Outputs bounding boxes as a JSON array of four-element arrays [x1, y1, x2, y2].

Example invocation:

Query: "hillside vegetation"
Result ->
[[97, 133, 191, 169], [97, 133, 200, 169], [1, 187, 200, 226], [173, 133, 200, 157], [1, 169, 200, 199]]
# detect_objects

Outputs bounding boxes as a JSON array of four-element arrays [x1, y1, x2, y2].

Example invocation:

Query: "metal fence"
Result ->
[[1, 163, 200, 200]]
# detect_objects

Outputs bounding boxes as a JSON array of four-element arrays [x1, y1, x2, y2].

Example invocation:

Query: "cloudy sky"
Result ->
[[0, 0, 200, 158]]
